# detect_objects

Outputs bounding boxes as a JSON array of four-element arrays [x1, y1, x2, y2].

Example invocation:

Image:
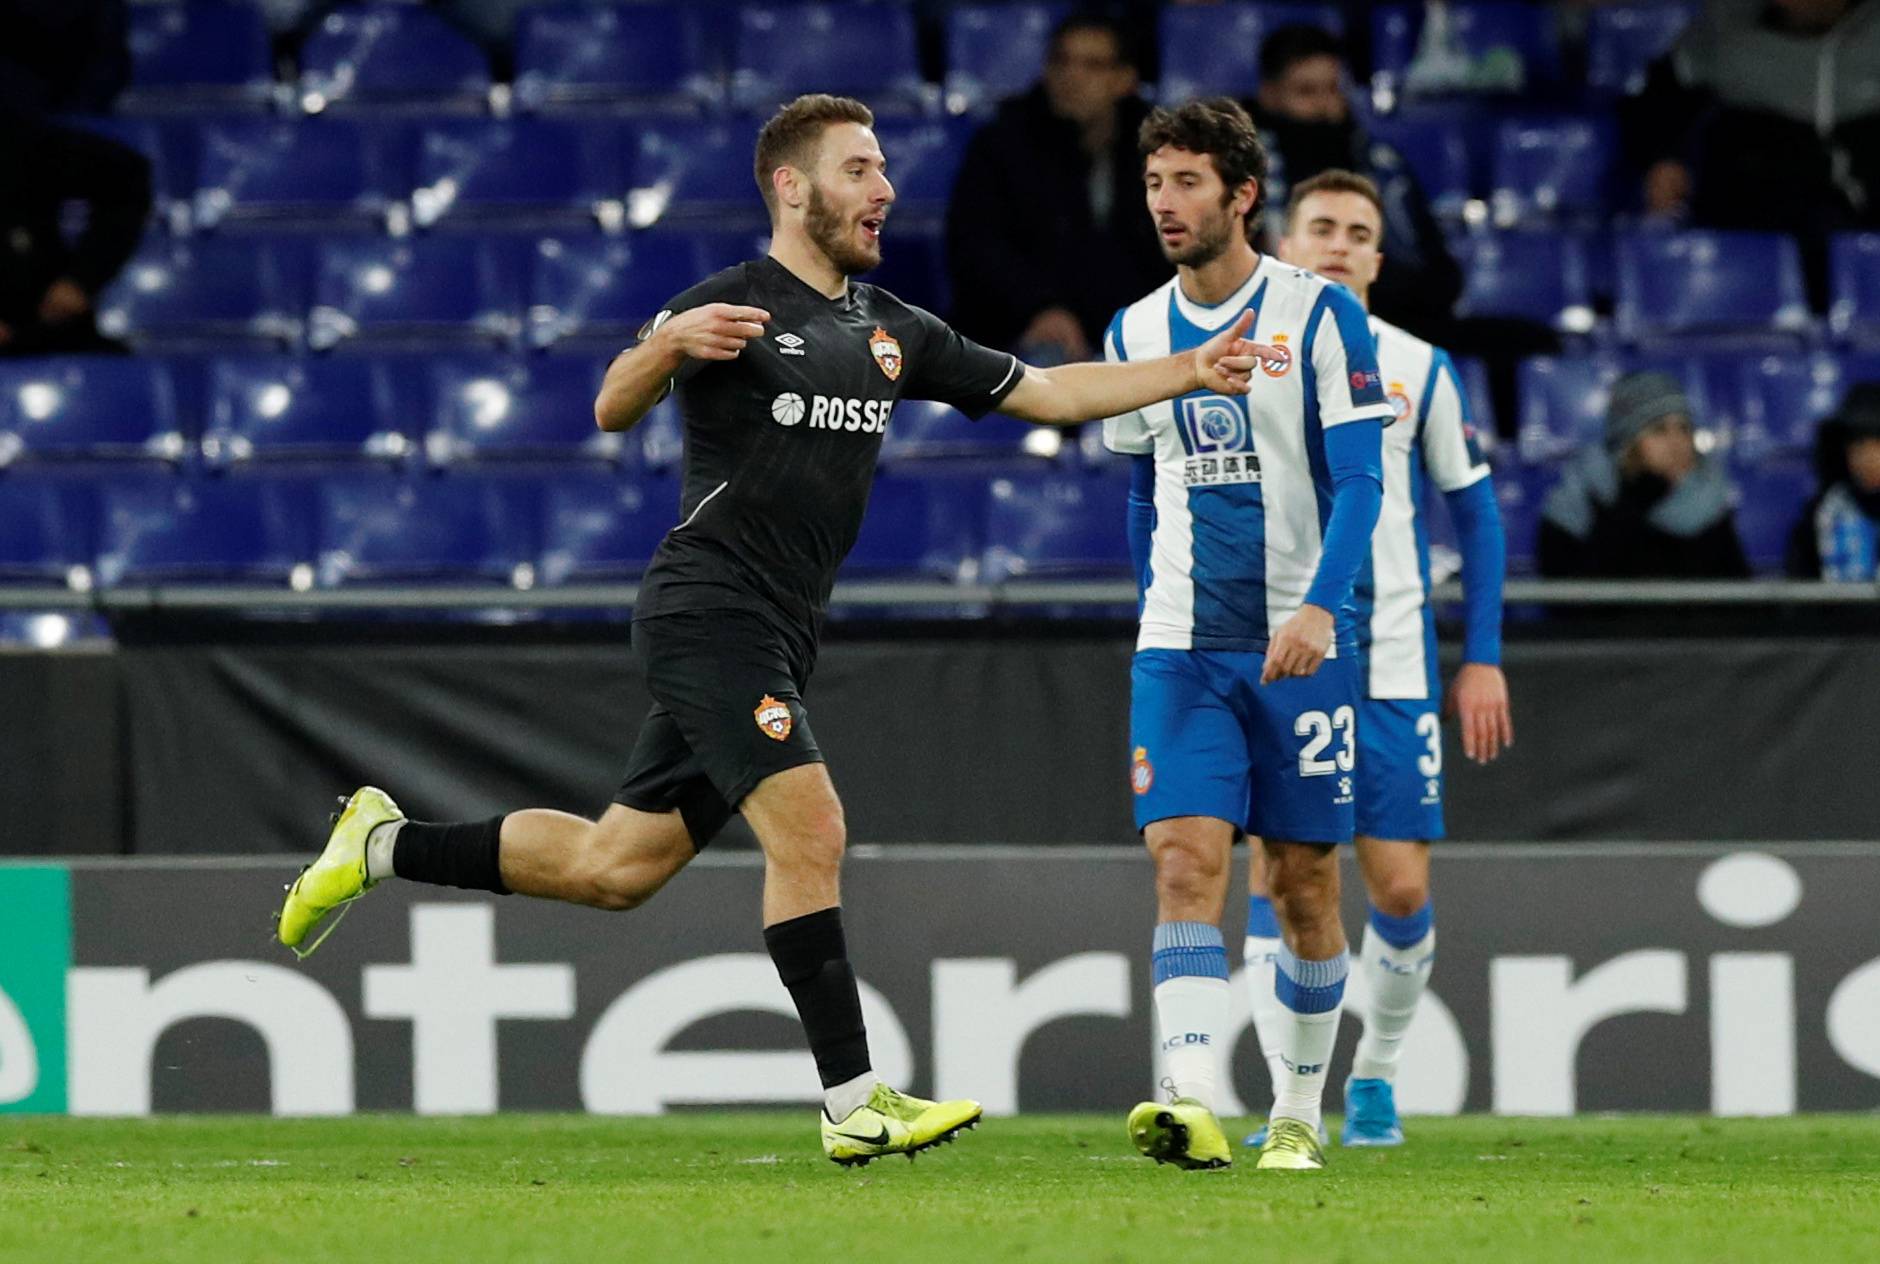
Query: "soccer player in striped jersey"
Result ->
[[1103, 101, 1391, 1172], [1239, 169, 1514, 1149]]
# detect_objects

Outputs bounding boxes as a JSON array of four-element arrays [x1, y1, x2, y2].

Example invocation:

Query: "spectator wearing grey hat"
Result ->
[[1787, 382, 1880, 580], [1538, 370, 1751, 579]]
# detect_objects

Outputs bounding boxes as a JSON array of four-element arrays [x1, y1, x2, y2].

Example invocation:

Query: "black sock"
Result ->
[[391, 816, 511, 894], [763, 907, 872, 1091]]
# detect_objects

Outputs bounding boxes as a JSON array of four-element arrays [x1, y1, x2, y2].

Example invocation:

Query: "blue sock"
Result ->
[[1152, 921, 1229, 1106], [1270, 944, 1350, 1128], [1368, 902, 1433, 949], [1245, 894, 1279, 939]]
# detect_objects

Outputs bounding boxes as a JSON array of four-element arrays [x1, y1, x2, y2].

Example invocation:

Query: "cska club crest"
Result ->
[[869, 327, 903, 381], [754, 694, 793, 742]]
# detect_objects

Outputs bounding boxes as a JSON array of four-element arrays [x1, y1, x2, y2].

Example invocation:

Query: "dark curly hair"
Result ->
[[1137, 96, 1269, 230]]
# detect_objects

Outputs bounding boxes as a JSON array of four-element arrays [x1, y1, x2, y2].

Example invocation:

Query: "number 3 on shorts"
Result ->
[[1295, 706, 1355, 777]]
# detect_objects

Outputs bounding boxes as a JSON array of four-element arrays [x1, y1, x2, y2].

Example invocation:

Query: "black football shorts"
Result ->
[[613, 608, 824, 848]]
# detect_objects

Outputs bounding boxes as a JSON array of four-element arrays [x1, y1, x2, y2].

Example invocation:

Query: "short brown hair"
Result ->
[[1284, 169, 1384, 240], [1137, 97, 1269, 229], [753, 94, 874, 219]]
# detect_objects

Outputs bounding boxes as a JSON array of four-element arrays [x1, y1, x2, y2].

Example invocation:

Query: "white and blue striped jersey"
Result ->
[[1101, 255, 1392, 654], [1360, 316, 1492, 699]]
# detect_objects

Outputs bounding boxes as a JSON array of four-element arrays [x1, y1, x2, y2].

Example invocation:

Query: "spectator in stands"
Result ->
[[1625, 0, 1880, 301], [0, 111, 151, 356], [1248, 24, 1461, 342], [946, 12, 1171, 363], [1539, 371, 1751, 579], [1788, 383, 1880, 580], [0, 0, 130, 115]]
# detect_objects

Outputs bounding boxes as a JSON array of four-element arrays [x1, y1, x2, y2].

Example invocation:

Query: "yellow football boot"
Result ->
[[1126, 1096, 1232, 1170], [821, 1083, 983, 1167], [275, 786, 403, 958], [1257, 1117, 1329, 1170]]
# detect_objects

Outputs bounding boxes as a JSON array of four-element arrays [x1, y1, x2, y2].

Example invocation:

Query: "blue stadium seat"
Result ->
[[635, 394, 685, 472], [732, 4, 933, 116], [93, 475, 315, 587], [0, 360, 188, 467], [538, 473, 674, 584], [124, 1, 273, 109], [861, 223, 948, 315], [1731, 353, 1846, 462], [944, 3, 1061, 117], [1829, 233, 1880, 348], [982, 469, 1131, 580], [527, 232, 705, 351], [880, 400, 1060, 464], [0, 475, 90, 586], [1158, 4, 1345, 105], [309, 237, 520, 352], [95, 237, 307, 351], [191, 117, 402, 231], [1490, 116, 1614, 223], [1373, 2, 1563, 107], [202, 358, 412, 467], [1615, 230, 1814, 348], [628, 118, 765, 228], [842, 471, 984, 581], [426, 358, 625, 466], [870, 118, 972, 223], [1491, 459, 1551, 575], [1366, 109, 1478, 219], [410, 118, 622, 230], [1451, 229, 1594, 331], [1587, 3, 1698, 96], [316, 473, 537, 586], [515, 3, 718, 114], [1730, 456, 1813, 574], [298, 4, 491, 114]]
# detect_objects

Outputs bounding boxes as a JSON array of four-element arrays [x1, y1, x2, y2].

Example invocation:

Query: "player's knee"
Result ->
[[772, 808, 847, 875], [581, 819, 687, 911], [1369, 874, 1429, 920], [1151, 835, 1227, 903]]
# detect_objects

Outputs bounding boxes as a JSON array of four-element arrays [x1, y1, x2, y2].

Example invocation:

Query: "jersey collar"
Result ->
[[1170, 253, 1267, 331]]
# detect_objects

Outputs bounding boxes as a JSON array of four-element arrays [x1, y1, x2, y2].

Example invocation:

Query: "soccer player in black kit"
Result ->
[[278, 94, 1263, 1164]]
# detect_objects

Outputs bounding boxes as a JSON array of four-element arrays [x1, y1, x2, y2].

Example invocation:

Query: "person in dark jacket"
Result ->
[[1787, 382, 1880, 580], [0, 0, 130, 116], [1247, 24, 1462, 342], [945, 13, 1172, 362], [1539, 371, 1752, 579], [0, 112, 151, 356]]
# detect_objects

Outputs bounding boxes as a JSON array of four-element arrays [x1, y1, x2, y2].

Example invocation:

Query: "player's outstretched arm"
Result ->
[[1001, 310, 1265, 425], [593, 303, 770, 432]]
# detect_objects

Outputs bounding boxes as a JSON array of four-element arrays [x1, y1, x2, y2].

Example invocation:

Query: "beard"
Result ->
[[1161, 206, 1241, 268], [806, 184, 881, 276]]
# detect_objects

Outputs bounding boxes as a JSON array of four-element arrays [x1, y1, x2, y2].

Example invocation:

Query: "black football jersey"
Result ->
[[631, 256, 1022, 649]]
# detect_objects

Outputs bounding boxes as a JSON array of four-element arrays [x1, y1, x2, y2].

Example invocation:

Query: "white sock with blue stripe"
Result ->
[[1242, 896, 1284, 1104], [1152, 920, 1229, 1109], [1351, 903, 1436, 1084], [1272, 944, 1349, 1131]]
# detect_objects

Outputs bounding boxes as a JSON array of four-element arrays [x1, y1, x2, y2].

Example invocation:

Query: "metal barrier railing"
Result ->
[[0, 578, 1875, 612]]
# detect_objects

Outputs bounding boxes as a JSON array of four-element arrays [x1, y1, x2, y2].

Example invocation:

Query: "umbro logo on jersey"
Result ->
[[776, 331, 806, 356]]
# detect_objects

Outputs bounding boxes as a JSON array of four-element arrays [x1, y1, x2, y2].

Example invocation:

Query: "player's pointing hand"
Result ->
[[1194, 309, 1259, 396], [657, 303, 772, 362]]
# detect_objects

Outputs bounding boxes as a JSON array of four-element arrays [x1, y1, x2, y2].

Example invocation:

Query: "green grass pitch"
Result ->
[[4, 1115, 1878, 1263]]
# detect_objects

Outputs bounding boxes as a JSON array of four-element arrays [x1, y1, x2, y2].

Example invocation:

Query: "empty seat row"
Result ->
[[91, 228, 1880, 357], [122, 2, 1700, 120], [0, 356, 1091, 472], [72, 114, 969, 232], [0, 466, 1133, 590]]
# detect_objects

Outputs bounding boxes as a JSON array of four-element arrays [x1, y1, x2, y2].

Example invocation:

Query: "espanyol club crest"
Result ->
[[1131, 746, 1154, 795], [1387, 382, 1412, 428], [1258, 333, 1292, 378], [869, 327, 903, 381], [754, 694, 793, 742]]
